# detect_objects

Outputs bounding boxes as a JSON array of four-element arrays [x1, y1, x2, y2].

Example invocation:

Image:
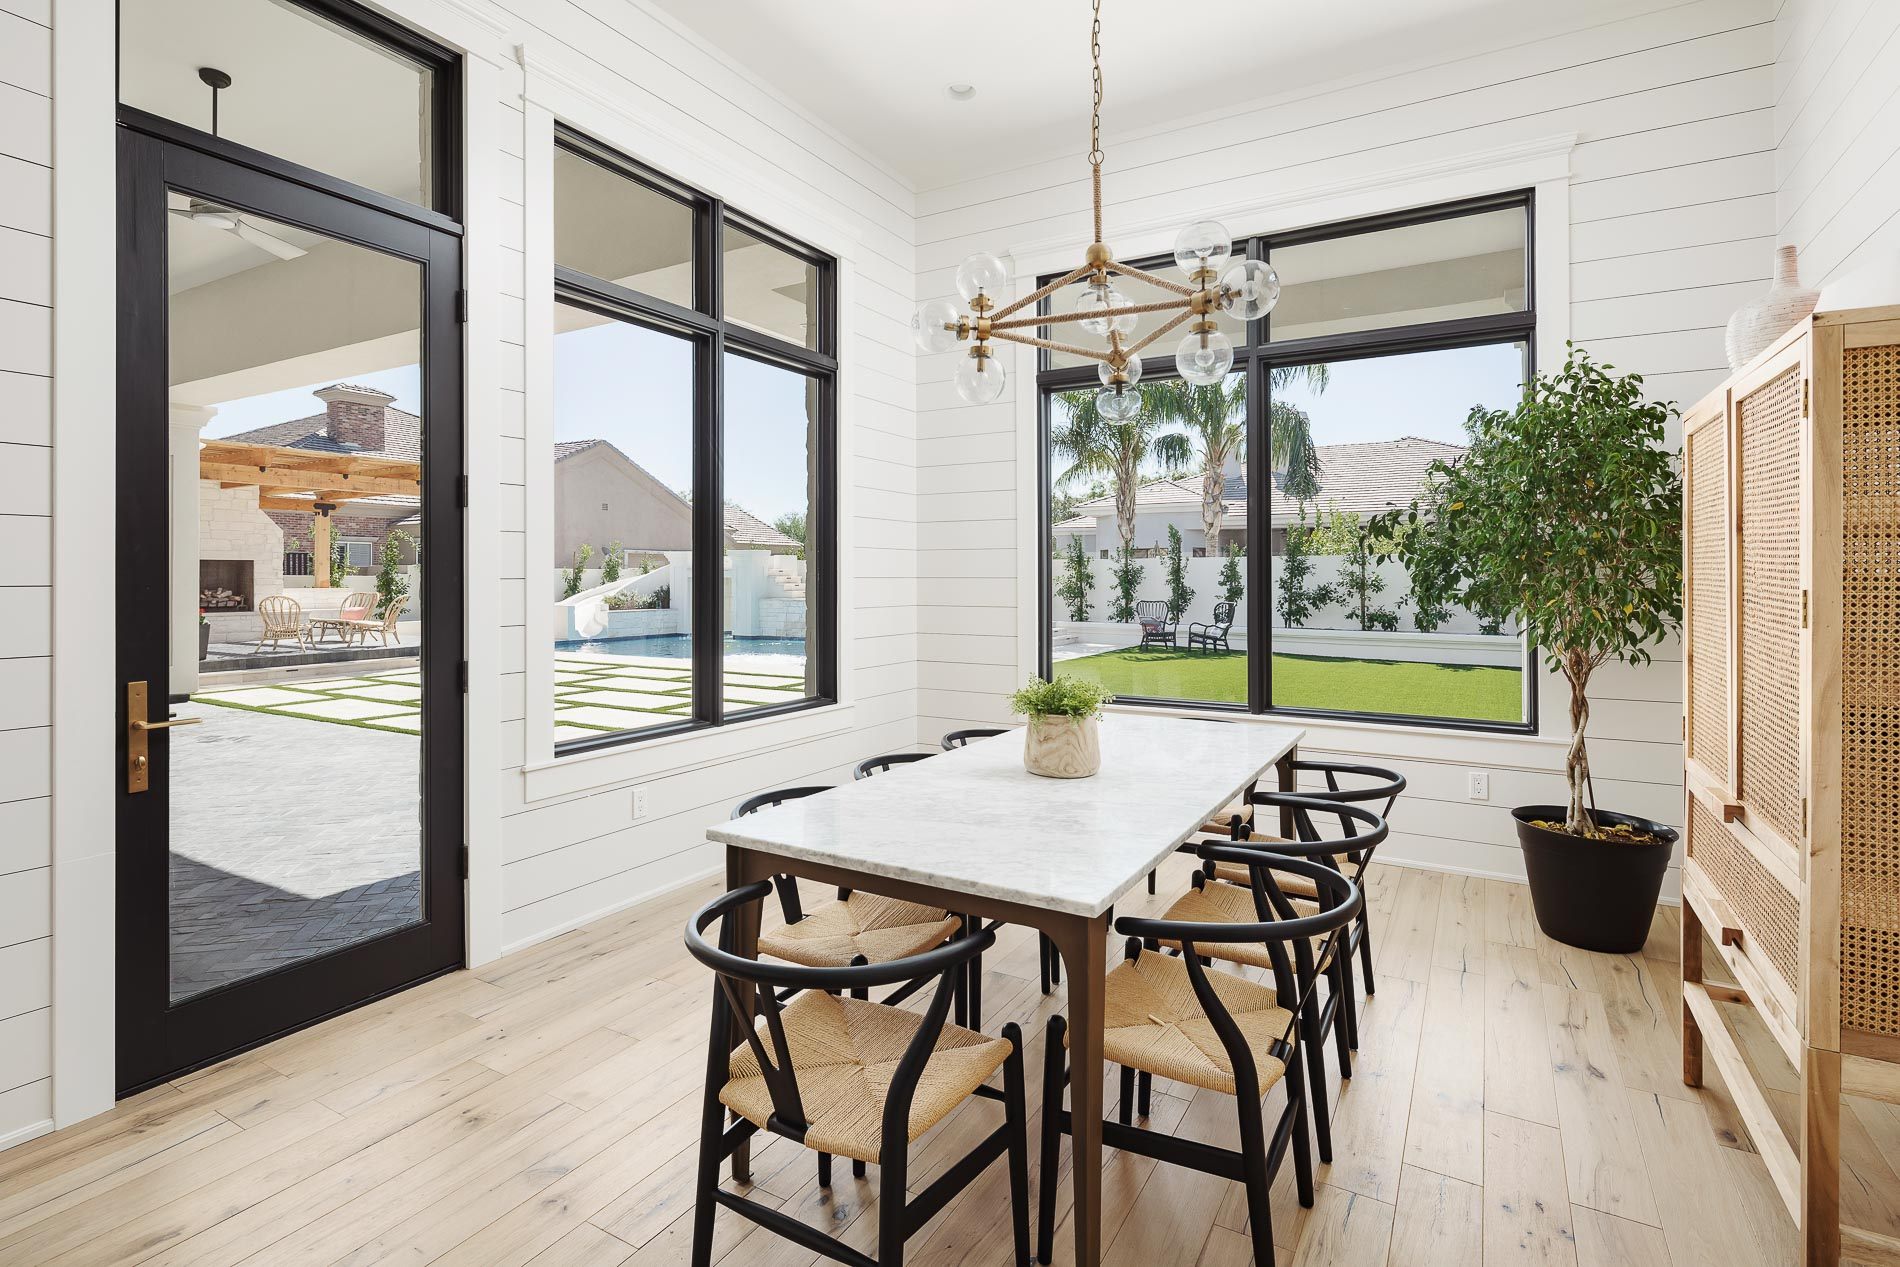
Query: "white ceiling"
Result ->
[[649, 0, 1644, 189]]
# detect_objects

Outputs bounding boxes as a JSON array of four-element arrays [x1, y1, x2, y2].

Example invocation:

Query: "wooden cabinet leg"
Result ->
[[1800, 1046, 1841, 1267], [1681, 897, 1704, 1087]]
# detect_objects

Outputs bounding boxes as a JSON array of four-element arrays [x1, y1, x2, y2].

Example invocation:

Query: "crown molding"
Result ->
[[1006, 132, 1579, 276]]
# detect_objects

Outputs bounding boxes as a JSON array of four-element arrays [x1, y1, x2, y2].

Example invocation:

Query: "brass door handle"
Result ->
[[131, 717, 203, 731]]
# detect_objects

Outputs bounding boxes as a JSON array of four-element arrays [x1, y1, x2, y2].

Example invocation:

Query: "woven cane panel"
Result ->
[[1839, 341, 1900, 1035], [1688, 798, 1800, 998], [1688, 420, 1730, 783], [1737, 367, 1806, 846]]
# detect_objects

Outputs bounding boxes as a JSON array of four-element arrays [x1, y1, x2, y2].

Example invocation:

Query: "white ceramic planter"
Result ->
[[1024, 714, 1101, 778]]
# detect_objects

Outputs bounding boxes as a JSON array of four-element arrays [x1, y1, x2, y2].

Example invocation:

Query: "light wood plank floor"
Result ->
[[2, 857, 1887, 1265]]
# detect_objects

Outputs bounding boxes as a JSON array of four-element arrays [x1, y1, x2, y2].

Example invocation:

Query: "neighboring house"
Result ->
[[553, 437, 800, 563], [1052, 436, 1463, 558]]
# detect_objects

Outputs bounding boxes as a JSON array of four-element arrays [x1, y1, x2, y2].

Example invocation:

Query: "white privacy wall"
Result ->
[[911, 0, 1784, 887], [0, 0, 54, 1150], [1772, 0, 1900, 286]]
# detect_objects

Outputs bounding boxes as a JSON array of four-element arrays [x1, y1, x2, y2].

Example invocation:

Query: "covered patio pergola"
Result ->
[[196, 437, 421, 584]]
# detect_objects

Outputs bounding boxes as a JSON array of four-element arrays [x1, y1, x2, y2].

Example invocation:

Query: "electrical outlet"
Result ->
[[632, 786, 650, 820], [1467, 771, 1490, 801]]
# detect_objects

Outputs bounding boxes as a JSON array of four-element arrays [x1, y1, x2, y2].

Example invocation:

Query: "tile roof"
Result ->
[[1063, 436, 1463, 529], [556, 436, 799, 549], [219, 402, 423, 462]]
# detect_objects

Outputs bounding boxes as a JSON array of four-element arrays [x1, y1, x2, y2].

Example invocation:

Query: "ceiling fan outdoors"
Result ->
[[164, 66, 308, 261]]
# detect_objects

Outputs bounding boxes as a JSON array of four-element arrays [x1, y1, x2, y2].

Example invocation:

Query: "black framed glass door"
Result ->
[[114, 125, 464, 1093]]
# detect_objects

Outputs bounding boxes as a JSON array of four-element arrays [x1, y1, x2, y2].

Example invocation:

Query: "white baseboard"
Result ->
[[0, 1118, 54, 1153], [498, 861, 724, 958], [1377, 850, 1682, 906]]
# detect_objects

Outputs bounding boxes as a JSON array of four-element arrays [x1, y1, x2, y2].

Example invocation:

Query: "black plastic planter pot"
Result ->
[[1513, 805, 1678, 953]]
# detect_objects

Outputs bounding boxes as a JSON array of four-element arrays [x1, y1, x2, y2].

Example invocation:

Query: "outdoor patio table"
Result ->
[[706, 712, 1303, 1267]]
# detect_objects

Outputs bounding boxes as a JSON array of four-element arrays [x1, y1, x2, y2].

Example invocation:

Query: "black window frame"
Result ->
[[552, 128, 839, 756], [1037, 191, 1539, 735]]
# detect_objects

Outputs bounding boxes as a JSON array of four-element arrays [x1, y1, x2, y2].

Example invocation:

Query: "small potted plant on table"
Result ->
[[1371, 345, 1683, 952], [1010, 676, 1114, 779]]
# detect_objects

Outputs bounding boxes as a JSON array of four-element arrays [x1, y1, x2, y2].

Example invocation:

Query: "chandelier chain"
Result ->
[[1090, 0, 1105, 244]]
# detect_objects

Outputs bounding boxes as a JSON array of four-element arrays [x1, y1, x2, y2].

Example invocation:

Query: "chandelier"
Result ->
[[912, 0, 1280, 415]]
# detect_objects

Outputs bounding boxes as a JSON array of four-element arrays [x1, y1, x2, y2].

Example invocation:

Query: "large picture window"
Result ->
[[1041, 194, 1535, 730], [551, 133, 836, 751]]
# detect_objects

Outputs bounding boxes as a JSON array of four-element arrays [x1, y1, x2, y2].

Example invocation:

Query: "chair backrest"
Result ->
[[1275, 761, 1406, 834], [378, 597, 405, 630], [1135, 600, 1169, 624], [685, 882, 993, 1151], [1240, 793, 1390, 863], [854, 752, 933, 780], [1117, 856, 1361, 1097], [339, 591, 375, 620], [940, 728, 1006, 751], [731, 785, 831, 819], [1209, 600, 1235, 629], [257, 595, 301, 631]]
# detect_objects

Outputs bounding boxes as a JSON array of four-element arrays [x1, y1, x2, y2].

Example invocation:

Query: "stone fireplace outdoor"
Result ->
[[200, 559, 256, 613]]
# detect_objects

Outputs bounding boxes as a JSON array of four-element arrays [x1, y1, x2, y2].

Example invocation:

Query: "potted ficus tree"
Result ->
[[1370, 344, 1683, 952], [1010, 676, 1114, 779]]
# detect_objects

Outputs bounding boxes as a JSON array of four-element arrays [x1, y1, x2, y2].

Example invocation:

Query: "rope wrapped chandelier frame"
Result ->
[[913, 0, 1281, 414]]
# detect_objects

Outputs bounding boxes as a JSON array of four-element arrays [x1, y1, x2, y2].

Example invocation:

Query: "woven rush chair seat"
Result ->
[[720, 990, 1011, 1165], [756, 892, 961, 968], [1199, 798, 1254, 837], [1075, 951, 1291, 1097], [1210, 849, 1361, 896], [1157, 880, 1334, 971]]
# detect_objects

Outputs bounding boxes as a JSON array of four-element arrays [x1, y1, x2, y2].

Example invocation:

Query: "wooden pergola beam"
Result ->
[[200, 462, 419, 497]]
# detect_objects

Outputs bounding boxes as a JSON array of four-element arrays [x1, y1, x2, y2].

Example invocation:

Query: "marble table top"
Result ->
[[706, 713, 1303, 918]]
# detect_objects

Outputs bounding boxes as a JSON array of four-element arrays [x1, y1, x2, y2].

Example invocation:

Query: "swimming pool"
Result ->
[[554, 633, 807, 663]]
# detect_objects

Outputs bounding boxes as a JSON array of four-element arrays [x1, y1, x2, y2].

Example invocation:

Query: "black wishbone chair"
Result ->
[[854, 751, 935, 779], [940, 727, 1007, 750], [1163, 798, 1389, 1165], [1036, 857, 1361, 1267], [687, 883, 1030, 1267]]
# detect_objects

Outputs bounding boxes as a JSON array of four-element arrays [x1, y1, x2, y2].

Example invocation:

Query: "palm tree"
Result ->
[[1269, 363, 1330, 504], [1050, 384, 1192, 552]]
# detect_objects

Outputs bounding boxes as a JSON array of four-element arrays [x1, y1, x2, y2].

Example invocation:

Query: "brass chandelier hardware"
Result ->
[[913, 0, 1280, 413]]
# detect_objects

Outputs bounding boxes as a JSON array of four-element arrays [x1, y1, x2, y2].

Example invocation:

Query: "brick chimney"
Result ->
[[314, 383, 396, 452]]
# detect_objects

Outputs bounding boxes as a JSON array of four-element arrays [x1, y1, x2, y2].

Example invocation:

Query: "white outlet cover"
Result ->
[[1468, 771, 1490, 801]]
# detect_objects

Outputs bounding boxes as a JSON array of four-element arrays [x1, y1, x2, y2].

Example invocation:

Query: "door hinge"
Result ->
[[460, 844, 469, 879], [1801, 588, 1809, 628], [456, 474, 469, 509], [1801, 797, 1808, 836], [454, 289, 468, 324], [458, 661, 469, 693], [1802, 377, 1810, 418]]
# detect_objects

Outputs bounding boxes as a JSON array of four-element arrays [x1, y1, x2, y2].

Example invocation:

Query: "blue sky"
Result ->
[[1272, 341, 1528, 446], [205, 320, 815, 524]]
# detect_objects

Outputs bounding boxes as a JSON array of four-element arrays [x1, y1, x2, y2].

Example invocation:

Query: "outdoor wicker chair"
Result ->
[[1135, 599, 1177, 649], [308, 591, 375, 645], [253, 595, 309, 653], [346, 596, 406, 647], [1187, 600, 1236, 653]]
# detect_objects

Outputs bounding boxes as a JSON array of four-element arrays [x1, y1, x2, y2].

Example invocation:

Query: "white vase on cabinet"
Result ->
[[1726, 245, 1820, 371]]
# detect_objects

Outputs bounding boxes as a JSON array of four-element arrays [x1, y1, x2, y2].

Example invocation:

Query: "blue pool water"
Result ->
[[554, 634, 807, 662]]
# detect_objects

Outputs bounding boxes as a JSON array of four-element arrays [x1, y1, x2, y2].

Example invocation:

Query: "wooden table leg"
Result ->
[[724, 846, 764, 1183], [1050, 911, 1110, 1267]]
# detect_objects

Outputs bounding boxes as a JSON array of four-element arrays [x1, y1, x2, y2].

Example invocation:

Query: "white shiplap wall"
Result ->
[[1773, 0, 1900, 287], [910, 0, 1782, 887], [0, 0, 54, 1148]]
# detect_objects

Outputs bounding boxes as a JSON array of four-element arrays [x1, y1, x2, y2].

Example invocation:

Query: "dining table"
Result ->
[[705, 711, 1305, 1267]]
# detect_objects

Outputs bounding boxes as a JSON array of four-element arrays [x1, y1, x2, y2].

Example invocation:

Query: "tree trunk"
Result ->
[[1116, 456, 1138, 552], [1563, 651, 1593, 835], [1202, 462, 1224, 561]]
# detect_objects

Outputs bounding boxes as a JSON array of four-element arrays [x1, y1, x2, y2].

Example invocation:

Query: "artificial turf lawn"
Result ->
[[1053, 646, 1523, 723]]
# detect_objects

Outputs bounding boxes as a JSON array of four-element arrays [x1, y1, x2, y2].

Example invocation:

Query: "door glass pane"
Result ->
[[1048, 373, 1250, 706], [168, 197, 425, 1003], [1042, 262, 1241, 370], [554, 147, 695, 309], [723, 227, 818, 348], [551, 304, 697, 742], [1269, 206, 1527, 343], [722, 352, 818, 711], [1266, 343, 1529, 724], [120, 0, 438, 208]]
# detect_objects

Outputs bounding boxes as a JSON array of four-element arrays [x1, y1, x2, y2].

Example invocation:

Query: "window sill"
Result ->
[[1102, 700, 1566, 769], [522, 699, 855, 803]]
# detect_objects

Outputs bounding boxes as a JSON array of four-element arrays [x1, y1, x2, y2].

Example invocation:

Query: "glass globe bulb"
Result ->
[[1218, 259, 1281, 321], [1173, 219, 1233, 279], [911, 298, 965, 354], [1098, 351, 1144, 388], [953, 347, 1007, 405], [1096, 384, 1142, 421], [1075, 283, 1137, 336], [954, 252, 1011, 304], [1174, 329, 1235, 386]]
